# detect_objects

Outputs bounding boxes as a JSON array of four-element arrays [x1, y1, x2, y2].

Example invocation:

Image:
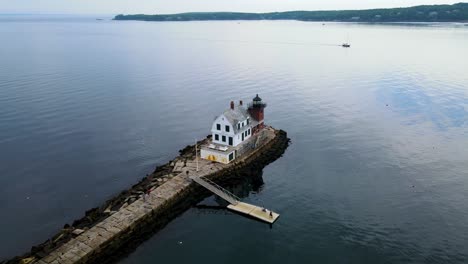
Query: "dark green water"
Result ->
[[1, 16, 468, 263]]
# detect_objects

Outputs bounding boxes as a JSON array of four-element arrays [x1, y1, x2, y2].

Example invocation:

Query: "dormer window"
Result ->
[[237, 123, 240, 130], [217, 124, 221, 130], [225, 125, 230, 132]]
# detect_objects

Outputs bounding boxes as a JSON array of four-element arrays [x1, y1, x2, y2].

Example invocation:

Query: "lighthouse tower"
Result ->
[[248, 94, 267, 133]]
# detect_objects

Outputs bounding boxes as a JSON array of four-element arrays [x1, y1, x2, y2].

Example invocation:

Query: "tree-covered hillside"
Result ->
[[114, 3, 468, 22]]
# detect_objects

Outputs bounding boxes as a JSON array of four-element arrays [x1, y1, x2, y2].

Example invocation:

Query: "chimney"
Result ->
[[230, 101, 234, 110], [239, 100, 243, 106]]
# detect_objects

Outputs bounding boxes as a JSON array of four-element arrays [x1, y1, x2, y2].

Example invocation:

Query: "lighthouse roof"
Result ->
[[253, 94, 262, 101], [222, 105, 251, 133]]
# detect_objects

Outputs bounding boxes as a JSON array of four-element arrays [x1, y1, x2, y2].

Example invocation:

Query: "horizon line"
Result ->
[[1, 2, 466, 16]]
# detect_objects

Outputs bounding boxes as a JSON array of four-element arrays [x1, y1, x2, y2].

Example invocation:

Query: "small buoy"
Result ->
[[26, 196, 30, 200], [178, 241, 183, 245]]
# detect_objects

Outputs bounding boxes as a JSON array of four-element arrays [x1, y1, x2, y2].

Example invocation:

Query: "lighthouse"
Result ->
[[200, 94, 268, 164], [248, 94, 267, 133]]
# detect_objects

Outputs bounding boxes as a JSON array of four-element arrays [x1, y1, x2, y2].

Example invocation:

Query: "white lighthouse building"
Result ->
[[211, 100, 252, 147], [200, 95, 267, 164]]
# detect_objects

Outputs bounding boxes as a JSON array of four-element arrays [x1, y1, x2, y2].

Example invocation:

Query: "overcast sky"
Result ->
[[0, 0, 461, 15]]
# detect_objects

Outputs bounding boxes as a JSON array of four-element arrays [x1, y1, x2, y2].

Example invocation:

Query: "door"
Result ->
[[242, 133, 244, 141]]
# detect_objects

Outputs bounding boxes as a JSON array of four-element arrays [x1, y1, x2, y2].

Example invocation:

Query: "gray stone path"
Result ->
[[34, 128, 276, 264]]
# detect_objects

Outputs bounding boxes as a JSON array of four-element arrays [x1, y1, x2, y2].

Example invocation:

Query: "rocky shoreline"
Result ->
[[3, 128, 289, 264]]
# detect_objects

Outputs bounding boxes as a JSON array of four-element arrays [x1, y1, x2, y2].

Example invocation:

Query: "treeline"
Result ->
[[114, 3, 468, 22]]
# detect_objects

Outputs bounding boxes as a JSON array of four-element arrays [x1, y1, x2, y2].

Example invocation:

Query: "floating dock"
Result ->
[[228, 202, 279, 224]]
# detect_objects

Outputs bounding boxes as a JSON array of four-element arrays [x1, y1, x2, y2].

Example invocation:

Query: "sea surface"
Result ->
[[1, 15, 468, 263]]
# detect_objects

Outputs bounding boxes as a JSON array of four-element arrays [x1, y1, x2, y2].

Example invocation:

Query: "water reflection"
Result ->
[[375, 75, 468, 129]]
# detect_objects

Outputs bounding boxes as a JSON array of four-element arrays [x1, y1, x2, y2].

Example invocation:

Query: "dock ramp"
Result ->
[[190, 176, 280, 224], [191, 176, 239, 205]]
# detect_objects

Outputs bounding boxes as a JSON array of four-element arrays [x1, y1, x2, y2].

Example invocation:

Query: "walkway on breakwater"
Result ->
[[31, 127, 279, 264]]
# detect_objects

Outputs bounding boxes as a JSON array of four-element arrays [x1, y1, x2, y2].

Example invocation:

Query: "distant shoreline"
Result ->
[[114, 3, 468, 23]]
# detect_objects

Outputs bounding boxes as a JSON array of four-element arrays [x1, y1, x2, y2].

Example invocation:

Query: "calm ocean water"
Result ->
[[1, 15, 468, 263]]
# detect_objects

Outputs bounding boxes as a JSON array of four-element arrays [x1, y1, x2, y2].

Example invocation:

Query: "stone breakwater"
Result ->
[[4, 127, 289, 264]]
